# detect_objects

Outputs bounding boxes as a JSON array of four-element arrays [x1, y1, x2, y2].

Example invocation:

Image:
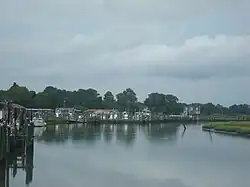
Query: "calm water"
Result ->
[[8, 124, 250, 187]]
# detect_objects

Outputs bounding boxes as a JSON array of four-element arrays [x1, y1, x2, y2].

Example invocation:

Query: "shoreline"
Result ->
[[45, 118, 250, 125], [202, 122, 250, 137], [45, 119, 196, 125]]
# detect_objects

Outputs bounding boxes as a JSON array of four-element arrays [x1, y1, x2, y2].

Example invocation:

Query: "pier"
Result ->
[[80, 109, 200, 124], [0, 142, 34, 187], [0, 101, 34, 162]]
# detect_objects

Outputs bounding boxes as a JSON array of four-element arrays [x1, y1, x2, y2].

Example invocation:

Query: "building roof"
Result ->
[[56, 107, 74, 110], [85, 109, 118, 113], [11, 103, 26, 109], [0, 102, 25, 109], [26, 108, 54, 111]]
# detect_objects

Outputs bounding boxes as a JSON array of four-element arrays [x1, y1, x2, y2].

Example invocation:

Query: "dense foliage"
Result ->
[[0, 82, 249, 115]]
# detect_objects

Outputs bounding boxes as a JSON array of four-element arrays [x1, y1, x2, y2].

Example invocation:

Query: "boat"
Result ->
[[33, 117, 46, 127]]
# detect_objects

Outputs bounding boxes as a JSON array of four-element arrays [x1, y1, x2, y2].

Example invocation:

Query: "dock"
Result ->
[[0, 101, 35, 186], [0, 101, 34, 162]]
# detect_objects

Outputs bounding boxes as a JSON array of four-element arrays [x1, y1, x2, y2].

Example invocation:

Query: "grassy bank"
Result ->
[[202, 121, 250, 136]]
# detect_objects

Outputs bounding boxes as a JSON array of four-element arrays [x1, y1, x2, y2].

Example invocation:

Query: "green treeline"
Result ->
[[0, 82, 249, 116]]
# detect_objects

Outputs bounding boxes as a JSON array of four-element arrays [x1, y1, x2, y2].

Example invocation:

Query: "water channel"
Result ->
[[5, 123, 250, 187]]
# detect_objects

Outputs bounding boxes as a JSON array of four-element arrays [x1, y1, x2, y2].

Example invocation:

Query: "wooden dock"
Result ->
[[0, 101, 35, 186], [0, 101, 34, 161], [0, 142, 34, 187]]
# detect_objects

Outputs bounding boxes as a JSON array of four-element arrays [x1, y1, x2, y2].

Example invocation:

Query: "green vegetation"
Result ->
[[203, 121, 250, 134], [1, 82, 250, 117]]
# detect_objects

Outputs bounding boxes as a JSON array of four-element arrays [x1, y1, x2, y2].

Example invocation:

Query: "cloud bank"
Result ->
[[1, 0, 250, 105]]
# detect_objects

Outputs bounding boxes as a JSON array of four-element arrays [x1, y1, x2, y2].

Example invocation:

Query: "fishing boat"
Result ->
[[33, 117, 46, 126]]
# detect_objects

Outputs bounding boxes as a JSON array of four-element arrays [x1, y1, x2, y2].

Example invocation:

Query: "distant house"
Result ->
[[55, 108, 81, 120], [55, 108, 73, 117], [182, 106, 200, 117], [133, 108, 151, 120], [141, 108, 151, 115], [84, 109, 119, 120]]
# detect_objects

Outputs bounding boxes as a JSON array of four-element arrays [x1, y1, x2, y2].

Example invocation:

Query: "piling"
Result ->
[[0, 101, 34, 161]]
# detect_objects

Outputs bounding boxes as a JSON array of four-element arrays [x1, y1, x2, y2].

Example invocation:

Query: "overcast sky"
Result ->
[[1, 0, 250, 105]]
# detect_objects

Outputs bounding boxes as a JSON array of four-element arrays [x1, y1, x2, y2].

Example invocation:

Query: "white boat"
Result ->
[[34, 126, 46, 137], [33, 117, 46, 126], [122, 112, 129, 120]]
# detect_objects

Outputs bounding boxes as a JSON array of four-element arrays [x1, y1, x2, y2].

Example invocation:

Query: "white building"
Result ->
[[55, 108, 81, 120], [182, 106, 200, 117], [85, 109, 119, 120]]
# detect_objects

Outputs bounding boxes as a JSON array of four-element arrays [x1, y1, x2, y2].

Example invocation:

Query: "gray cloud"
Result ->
[[1, 0, 250, 104]]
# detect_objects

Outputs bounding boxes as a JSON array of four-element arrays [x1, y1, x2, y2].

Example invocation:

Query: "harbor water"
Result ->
[[7, 124, 250, 187]]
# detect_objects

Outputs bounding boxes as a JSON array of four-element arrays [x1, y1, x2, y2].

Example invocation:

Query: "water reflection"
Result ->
[[116, 125, 137, 145], [141, 124, 179, 143], [71, 124, 102, 143], [0, 143, 34, 187], [103, 124, 115, 143], [36, 125, 69, 143], [8, 124, 250, 187], [36, 123, 180, 145]]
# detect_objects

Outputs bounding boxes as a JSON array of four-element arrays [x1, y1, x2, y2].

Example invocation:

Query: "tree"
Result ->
[[42, 86, 61, 108], [83, 88, 103, 109], [0, 82, 250, 116], [33, 92, 51, 108], [144, 93, 181, 114], [3, 83, 33, 107], [144, 93, 168, 113], [103, 91, 116, 109], [116, 88, 138, 112], [229, 104, 250, 115]]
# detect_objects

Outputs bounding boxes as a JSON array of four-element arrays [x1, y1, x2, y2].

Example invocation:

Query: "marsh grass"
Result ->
[[203, 121, 250, 133]]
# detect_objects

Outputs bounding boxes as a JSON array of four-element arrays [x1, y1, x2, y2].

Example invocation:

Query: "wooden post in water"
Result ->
[[13, 108, 18, 150], [27, 122, 34, 145], [0, 159, 7, 187], [0, 126, 5, 160], [25, 131, 34, 185], [12, 156, 17, 178], [30, 110, 33, 122], [19, 109, 26, 150], [2, 126, 7, 158], [6, 157, 9, 187], [6, 126, 10, 154], [182, 124, 187, 130]]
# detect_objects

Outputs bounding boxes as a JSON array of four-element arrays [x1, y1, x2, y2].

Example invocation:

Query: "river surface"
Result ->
[[8, 124, 250, 187]]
